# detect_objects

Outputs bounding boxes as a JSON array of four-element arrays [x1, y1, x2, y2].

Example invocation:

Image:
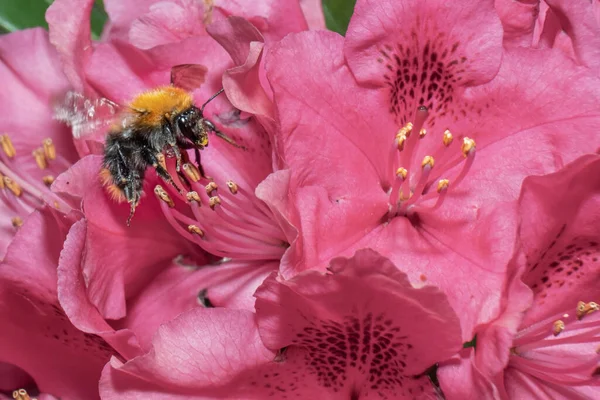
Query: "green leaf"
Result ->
[[0, 0, 107, 39], [0, 0, 51, 32], [322, 0, 356, 36]]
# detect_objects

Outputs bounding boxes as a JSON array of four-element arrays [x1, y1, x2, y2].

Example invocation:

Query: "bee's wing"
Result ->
[[54, 91, 122, 139], [170, 64, 208, 92]]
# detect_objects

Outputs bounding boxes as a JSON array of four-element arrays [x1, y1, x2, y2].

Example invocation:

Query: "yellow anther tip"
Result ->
[[205, 182, 218, 195], [419, 128, 427, 138], [209, 196, 221, 210], [443, 129, 453, 147], [186, 191, 201, 203], [154, 185, 174, 208], [552, 320, 565, 336], [421, 155, 435, 169], [461, 137, 476, 157], [182, 163, 201, 182], [396, 167, 408, 179], [187, 224, 204, 237], [43, 138, 56, 160], [437, 179, 450, 192], [226, 180, 239, 194], [1, 134, 16, 158]]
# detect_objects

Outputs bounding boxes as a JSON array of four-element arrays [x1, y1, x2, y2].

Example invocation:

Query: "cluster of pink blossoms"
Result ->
[[0, 0, 599, 398]]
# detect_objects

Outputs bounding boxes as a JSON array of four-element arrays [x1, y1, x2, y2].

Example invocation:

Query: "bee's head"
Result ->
[[176, 106, 208, 147]]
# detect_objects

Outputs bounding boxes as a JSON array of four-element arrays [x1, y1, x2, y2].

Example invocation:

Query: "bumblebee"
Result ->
[[56, 64, 243, 225]]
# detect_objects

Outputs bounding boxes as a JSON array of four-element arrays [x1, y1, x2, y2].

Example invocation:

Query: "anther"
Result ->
[[209, 196, 221, 210], [43, 138, 56, 160], [4, 177, 22, 196], [206, 182, 218, 195], [0, 173, 4, 189], [461, 137, 476, 157], [186, 191, 201, 203], [182, 163, 201, 182], [187, 224, 204, 237], [42, 175, 55, 187], [419, 128, 427, 138], [154, 185, 174, 208], [396, 133, 407, 151], [156, 153, 167, 171], [552, 320, 565, 336], [443, 130, 453, 147], [577, 301, 599, 320], [12, 389, 31, 400], [32, 148, 48, 169], [421, 155, 435, 169], [0, 134, 16, 158], [396, 168, 408, 179], [404, 122, 413, 137], [227, 180, 238, 194], [11, 216, 23, 228], [437, 179, 449, 192]]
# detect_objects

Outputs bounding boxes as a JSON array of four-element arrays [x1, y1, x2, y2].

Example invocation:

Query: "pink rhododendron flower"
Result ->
[[0, 28, 76, 258], [102, 0, 324, 47], [263, 0, 600, 341], [100, 250, 462, 399], [44, 0, 307, 366], [47, 0, 299, 262], [438, 154, 600, 399], [0, 209, 113, 399]]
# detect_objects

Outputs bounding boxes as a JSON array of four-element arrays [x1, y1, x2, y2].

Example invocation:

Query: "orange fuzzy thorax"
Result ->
[[128, 86, 194, 126]]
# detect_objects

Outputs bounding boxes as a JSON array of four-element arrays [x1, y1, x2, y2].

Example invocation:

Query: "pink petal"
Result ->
[[207, 17, 275, 123], [517, 154, 600, 326], [253, 249, 462, 397], [46, 0, 96, 93], [118, 259, 276, 350], [255, 169, 299, 256], [495, 0, 539, 47], [0, 363, 31, 392], [299, 0, 326, 30], [544, 0, 600, 74], [99, 308, 274, 399], [128, 0, 206, 50], [344, 0, 502, 124], [103, 0, 160, 42], [215, 0, 309, 42], [437, 349, 507, 400], [57, 218, 143, 360], [0, 210, 110, 399], [54, 155, 203, 320]]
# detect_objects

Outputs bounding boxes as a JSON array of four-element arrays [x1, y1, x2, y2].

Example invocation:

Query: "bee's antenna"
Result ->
[[200, 88, 224, 113], [214, 130, 246, 150]]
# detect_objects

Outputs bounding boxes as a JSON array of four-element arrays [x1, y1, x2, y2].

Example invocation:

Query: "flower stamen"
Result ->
[[43, 138, 56, 160], [12, 389, 37, 400], [32, 148, 48, 170], [1, 134, 16, 158], [154, 185, 175, 207], [387, 108, 476, 219]]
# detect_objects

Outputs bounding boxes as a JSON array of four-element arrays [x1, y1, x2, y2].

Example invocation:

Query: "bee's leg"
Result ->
[[163, 120, 183, 172], [144, 150, 183, 194], [176, 139, 208, 179]]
